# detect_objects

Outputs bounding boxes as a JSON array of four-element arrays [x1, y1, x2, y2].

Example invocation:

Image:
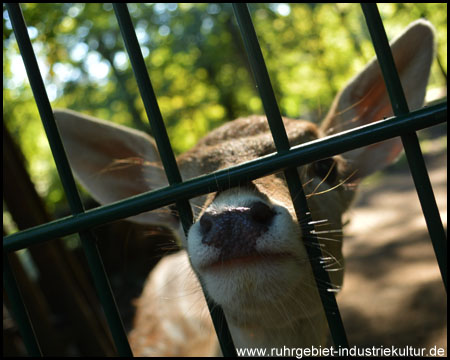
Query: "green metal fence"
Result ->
[[3, 3, 447, 357]]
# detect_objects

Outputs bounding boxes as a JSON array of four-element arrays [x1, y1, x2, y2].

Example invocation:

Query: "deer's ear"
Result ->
[[54, 109, 178, 228], [321, 20, 434, 179]]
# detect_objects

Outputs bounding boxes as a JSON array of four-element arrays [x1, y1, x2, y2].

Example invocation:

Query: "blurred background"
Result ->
[[3, 3, 447, 356]]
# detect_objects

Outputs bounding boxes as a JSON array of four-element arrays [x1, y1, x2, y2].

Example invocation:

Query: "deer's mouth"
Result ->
[[200, 251, 293, 271]]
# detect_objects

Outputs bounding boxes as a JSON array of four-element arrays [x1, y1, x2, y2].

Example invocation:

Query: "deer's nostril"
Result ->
[[200, 214, 213, 235], [250, 201, 275, 224]]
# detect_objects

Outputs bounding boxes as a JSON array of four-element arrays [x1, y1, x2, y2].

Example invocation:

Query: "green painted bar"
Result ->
[[360, 4, 410, 114], [3, 255, 42, 356], [5, 4, 132, 356], [112, 5, 180, 185], [401, 132, 447, 290], [5, 3, 81, 211], [361, 3, 447, 291], [232, 2, 349, 348], [231, 4, 290, 152], [112, 4, 194, 230], [112, 4, 236, 356], [4, 104, 446, 253]]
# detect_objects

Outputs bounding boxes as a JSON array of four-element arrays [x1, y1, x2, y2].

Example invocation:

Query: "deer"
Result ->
[[54, 20, 434, 356]]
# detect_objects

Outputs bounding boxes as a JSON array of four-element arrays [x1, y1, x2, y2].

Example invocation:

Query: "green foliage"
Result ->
[[3, 3, 447, 213]]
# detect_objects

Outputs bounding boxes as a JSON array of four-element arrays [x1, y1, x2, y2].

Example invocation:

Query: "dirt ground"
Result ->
[[338, 127, 447, 355]]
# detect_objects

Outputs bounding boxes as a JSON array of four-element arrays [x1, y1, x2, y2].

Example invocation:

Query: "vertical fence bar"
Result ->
[[232, 3, 349, 348], [112, 3, 237, 356], [361, 3, 447, 291], [5, 3, 133, 356], [111, 3, 192, 232], [3, 255, 42, 356]]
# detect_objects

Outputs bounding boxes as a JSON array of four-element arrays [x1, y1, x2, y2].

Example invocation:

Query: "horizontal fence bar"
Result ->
[[362, 3, 447, 291], [4, 103, 446, 253], [5, 3, 132, 356]]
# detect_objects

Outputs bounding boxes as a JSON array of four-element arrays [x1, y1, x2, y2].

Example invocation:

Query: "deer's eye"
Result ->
[[309, 157, 338, 183]]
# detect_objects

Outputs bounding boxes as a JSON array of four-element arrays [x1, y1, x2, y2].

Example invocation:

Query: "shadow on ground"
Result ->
[[338, 126, 447, 354]]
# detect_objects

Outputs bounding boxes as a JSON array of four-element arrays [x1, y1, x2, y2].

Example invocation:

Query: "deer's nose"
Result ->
[[199, 201, 275, 260]]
